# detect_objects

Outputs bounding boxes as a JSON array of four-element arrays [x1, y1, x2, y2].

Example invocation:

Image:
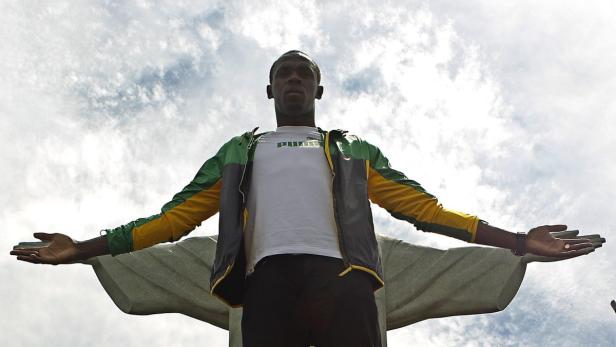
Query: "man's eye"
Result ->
[[299, 69, 313, 78]]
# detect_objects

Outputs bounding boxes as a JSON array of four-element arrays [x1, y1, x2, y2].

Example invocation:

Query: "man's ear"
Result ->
[[266, 85, 273, 99], [315, 86, 324, 100]]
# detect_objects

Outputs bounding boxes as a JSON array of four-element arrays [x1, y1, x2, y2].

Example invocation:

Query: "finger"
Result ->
[[579, 235, 605, 242], [562, 242, 593, 251], [590, 239, 605, 248], [16, 255, 42, 264], [13, 241, 50, 250], [577, 235, 606, 248], [11, 246, 42, 252], [551, 230, 579, 238], [17, 254, 57, 265], [546, 225, 568, 232], [33, 232, 55, 241], [556, 247, 595, 258], [560, 238, 591, 245], [10, 249, 40, 256], [577, 234, 600, 239]]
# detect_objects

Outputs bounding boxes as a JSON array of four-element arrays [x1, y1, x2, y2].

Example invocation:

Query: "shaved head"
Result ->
[[269, 50, 321, 84]]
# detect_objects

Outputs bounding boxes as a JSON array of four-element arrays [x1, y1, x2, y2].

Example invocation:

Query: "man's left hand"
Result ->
[[526, 224, 596, 258]]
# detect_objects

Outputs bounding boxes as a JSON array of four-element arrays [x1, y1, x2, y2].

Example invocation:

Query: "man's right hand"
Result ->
[[11, 232, 81, 265]]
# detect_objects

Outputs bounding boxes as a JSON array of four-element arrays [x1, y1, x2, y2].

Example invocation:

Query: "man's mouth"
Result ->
[[285, 89, 304, 96]]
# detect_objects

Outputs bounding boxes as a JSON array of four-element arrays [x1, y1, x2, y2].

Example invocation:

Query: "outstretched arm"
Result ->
[[11, 163, 220, 264], [366, 142, 603, 258], [10, 138, 234, 264]]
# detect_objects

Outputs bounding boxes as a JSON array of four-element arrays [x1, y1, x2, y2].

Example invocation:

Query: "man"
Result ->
[[11, 50, 596, 347]]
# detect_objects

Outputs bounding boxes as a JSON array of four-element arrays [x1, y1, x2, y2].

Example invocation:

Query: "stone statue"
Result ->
[[63, 230, 602, 347]]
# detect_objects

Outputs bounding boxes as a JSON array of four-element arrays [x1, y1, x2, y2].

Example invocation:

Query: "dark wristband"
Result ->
[[512, 232, 527, 256]]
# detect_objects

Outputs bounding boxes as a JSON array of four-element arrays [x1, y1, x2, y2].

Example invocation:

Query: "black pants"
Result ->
[[241, 254, 382, 347]]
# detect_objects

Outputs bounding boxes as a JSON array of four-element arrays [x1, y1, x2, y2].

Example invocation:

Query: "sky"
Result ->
[[1, 0, 615, 346]]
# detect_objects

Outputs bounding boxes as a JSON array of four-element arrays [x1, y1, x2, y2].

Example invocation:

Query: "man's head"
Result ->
[[268, 50, 321, 84], [267, 50, 323, 125]]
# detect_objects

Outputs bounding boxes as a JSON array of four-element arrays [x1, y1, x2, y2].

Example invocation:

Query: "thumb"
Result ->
[[33, 232, 54, 241]]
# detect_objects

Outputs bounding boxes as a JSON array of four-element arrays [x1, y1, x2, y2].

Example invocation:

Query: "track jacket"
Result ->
[[105, 128, 479, 307]]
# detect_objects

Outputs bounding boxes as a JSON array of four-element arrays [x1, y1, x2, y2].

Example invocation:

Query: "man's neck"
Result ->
[[275, 109, 316, 127]]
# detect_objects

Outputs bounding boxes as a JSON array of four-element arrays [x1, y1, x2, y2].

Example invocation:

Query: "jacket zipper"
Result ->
[[239, 127, 259, 204], [324, 130, 350, 269]]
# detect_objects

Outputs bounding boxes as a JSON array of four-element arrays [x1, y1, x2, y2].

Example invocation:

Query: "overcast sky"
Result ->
[[2, 1, 615, 346]]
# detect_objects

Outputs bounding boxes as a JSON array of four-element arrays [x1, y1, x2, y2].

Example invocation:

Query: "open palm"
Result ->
[[11, 232, 80, 265], [526, 225, 595, 258]]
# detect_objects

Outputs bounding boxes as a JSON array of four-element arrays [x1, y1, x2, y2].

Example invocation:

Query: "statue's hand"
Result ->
[[10, 233, 80, 265], [522, 227, 606, 263]]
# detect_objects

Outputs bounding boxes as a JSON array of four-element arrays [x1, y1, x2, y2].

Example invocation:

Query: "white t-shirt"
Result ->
[[244, 126, 342, 274]]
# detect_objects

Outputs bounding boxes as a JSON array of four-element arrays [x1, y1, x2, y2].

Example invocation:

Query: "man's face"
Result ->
[[267, 56, 323, 116]]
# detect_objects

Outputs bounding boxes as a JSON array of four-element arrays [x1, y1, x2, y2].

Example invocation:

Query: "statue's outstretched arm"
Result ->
[[83, 236, 230, 330], [379, 235, 527, 330], [378, 230, 605, 331]]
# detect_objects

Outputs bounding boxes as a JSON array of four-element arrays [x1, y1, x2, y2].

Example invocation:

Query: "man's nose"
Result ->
[[288, 71, 301, 83]]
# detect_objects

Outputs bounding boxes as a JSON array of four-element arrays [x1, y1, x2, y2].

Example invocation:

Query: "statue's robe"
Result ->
[[85, 235, 529, 347]]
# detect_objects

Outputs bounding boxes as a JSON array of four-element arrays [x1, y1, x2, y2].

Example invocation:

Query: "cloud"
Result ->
[[2, 1, 614, 346]]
